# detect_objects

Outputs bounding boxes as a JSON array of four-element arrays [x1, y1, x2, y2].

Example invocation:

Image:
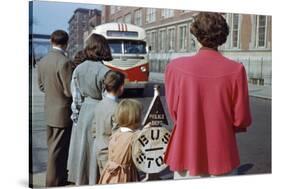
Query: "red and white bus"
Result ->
[[87, 23, 149, 91]]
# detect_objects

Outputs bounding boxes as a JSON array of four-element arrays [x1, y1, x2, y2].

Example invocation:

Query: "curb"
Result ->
[[249, 94, 271, 100]]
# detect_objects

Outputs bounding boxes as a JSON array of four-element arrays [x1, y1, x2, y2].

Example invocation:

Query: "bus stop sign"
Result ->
[[132, 85, 171, 174], [132, 127, 170, 173]]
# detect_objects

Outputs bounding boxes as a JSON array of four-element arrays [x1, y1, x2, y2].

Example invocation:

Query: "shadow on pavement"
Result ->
[[237, 163, 255, 175]]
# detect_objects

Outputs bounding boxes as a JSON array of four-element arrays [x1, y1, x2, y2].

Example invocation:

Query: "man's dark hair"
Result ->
[[50, 30, 69, 46], [190, 12, 229, 49], [104, 71, 125, 93]]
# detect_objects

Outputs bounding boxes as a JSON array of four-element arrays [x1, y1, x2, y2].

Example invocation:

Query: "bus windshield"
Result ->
[[108, 40, 122, 54], [108, 40, 147, 55], [124, 40, 146, 54]]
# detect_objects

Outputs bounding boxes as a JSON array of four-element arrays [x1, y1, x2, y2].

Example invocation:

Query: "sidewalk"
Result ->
[[149, 72, 271, 100]]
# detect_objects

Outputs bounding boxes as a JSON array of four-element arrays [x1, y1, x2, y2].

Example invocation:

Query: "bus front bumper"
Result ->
[[124, 81, 148, 89]]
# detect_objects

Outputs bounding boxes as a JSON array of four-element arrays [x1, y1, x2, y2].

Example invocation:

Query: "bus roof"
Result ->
[[87, 22, 146, 41]]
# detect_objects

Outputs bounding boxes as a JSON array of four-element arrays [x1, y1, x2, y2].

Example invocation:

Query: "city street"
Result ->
[[30, 68, 271, 187]]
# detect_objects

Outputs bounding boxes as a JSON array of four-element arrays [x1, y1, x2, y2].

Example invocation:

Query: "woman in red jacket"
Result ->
[[164, 12, 252, 179]]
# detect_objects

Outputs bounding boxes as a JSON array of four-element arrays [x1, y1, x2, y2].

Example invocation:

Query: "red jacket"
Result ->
[[164, 48, 252, 176]]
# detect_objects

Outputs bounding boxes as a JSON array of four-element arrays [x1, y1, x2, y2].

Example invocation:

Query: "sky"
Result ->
[[31, 1, 102, 35]]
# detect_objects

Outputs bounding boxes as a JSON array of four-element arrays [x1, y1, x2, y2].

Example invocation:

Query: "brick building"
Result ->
[[68, 8, 101, 58], [101, 5, 272, 85]]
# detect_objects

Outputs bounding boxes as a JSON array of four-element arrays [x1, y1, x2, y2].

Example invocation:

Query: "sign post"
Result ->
[[132, 85, 171, 181], [142, 85, 168, 127]]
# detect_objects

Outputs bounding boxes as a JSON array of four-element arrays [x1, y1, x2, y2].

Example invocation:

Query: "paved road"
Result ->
[[30, 68, 271, 187]]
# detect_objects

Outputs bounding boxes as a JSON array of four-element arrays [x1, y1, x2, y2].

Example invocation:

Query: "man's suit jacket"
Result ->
[[37, 48, 73, 128]]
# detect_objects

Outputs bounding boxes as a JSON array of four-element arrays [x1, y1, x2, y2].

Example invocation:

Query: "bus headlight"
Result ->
[[140, 66, 147, 72]]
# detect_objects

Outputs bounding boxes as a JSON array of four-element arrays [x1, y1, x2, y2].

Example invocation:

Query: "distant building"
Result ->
[[31, 34, 51, 62], [68, 8, 101, 58], [102, 5, 272, 85]]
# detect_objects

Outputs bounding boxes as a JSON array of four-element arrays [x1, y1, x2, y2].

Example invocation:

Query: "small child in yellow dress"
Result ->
[[98, 99, 143, 184]]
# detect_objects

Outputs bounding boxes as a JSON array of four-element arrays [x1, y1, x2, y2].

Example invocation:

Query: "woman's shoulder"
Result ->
[[219, 56, 247, 77], [75, 60, 108, 72], [166, 55, 196, 73], [86, 60, 110, 75], [75, 60, 90, 70], [76, 60, 102, 66], [166, 53, 244, 79], [169, 56, 194, 66]]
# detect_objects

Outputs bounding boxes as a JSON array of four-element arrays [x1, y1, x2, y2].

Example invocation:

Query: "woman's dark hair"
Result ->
[[190, 12, 229, 49], [51, 30, 69, 46], [74, 33, 113, 65], [73, 51, 85, 65], [104, 71, 125, 93]]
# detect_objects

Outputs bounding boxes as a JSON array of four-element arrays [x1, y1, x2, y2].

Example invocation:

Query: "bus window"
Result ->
[[124, 40, 146, 54], [108, 40, 122, 54]]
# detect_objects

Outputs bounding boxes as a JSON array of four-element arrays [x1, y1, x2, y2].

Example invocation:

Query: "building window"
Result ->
[[181, 10, 191, 13], [159, 29, 166, 51], [188, 23, 196, 51], [110, 6, 115, 15], [82, 23, 86, 29], [256, 15, 267, 48], [161, 9, 174, 18], [134, 9, 142, 26], [167, 27, 176, 51], [146, 8, 156, 23], [231, 14, 240, 48], [146, 32, 151, 48], [151, 31, 158, 52], [178, 25, 187, 50], [116, 6, 122, 11], [124, 13, 132, 24], [220, 13, 229, 49]]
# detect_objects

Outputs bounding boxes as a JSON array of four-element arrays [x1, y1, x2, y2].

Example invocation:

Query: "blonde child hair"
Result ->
[[114, 99, 142, 130]]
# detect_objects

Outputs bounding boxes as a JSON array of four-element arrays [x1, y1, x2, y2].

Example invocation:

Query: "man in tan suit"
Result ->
[[37, 30, 73, 187]]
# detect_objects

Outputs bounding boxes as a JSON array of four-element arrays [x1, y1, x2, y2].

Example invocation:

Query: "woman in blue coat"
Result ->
[[67, 33, 112, 185]]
